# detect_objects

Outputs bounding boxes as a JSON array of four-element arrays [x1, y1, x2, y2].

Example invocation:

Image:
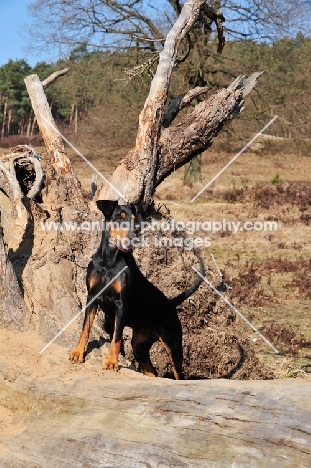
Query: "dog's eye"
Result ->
[[120, 212, 126, 219]]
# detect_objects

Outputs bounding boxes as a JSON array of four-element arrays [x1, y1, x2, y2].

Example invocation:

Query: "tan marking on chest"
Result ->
[[88, 275, 101, 290], [112, 279, 123, 294]]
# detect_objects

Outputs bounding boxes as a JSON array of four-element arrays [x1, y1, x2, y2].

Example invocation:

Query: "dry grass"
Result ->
[[152, 147, 311, 380]]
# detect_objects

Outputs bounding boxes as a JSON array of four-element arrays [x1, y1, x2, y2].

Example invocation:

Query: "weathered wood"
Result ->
[[1, 146, 44, 201], [24, 73, 85, 208], [156, 74, 263, 185], [162, 86, 209, 128], [134, 0, 205, 206], [12, 73, 90, 341], [0, 164, 29, 251], [0, 375, 310, 467], [97, 0, 206, 206], [97, 73, 261, 202], [42, 67, 70, 88], [24, 74, 70, 174], [0, 228, 29, 330], [0, 158, 26, 221]]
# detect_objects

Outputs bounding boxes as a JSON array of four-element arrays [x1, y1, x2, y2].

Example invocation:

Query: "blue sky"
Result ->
[[1, 0, 310, 69], [0, 0, 49, 67]]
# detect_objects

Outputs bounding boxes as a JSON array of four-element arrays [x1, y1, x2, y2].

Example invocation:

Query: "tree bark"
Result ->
[[0, 375, 310, 467], [1, 96, 8, 138], [97, 0, 206, 207], [98, 73, 261, 201], [18, 74, 93, 343], [7, 109, 12, 136], [0, 226, 29, 330], [0, 73, 93, 344]]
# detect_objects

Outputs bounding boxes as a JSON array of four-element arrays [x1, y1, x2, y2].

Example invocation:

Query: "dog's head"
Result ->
[[96, 200, 139, 253]]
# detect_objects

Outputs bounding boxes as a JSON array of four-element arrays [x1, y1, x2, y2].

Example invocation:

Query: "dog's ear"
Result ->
[[131, 203, 144, 223], [96, 200, 118, 217], [127, 203, 136, 215]]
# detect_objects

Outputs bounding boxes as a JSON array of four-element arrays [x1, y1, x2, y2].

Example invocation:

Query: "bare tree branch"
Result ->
[[42, 68, 70, 88], [133, 0, 205, 206], [24, 74, 71, 174], [97, 73, 262, 204], [26, 0, 311, 57], [202, 4, 225, 53], [0, 160, 24, 219], [24, 73, 85, 206], [27, 155, 44, 199], [5, 145, 45, 199], [156, 73, 262, 185]]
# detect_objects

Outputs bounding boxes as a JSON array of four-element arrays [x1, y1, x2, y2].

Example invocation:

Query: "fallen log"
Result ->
[[0, 374, 310, 467]]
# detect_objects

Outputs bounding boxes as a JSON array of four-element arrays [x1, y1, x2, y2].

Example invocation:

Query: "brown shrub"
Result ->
[[206, 182, 311, 213], [264, 321, 311, 355], [0, 135, 44, 149], [229, 262, 268, 307]]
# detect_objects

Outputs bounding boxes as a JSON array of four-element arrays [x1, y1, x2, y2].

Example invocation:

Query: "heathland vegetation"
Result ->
[[1, 34, 311, 156]]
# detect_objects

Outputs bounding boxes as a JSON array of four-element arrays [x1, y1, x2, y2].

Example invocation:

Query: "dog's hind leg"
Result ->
[[69, 295, 98, 363], [132, 329, 158, 377], [159, 331, 184, 380]]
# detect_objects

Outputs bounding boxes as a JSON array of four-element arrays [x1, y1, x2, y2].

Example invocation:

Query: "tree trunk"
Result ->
[[14, 72, 96, 344], [184, 154, 202, 184], [0, 72, 98, 345], [18, 116, 24, 136], [30, 116, 37, 136], [0, 375, 310, 467], [1, 96, 8, 138], [0, 225, 29, 330], [69, 101, 75, 127], [74, 104, 78, 134], [7, 109, 12, 136], [26, 110, 32, 138]]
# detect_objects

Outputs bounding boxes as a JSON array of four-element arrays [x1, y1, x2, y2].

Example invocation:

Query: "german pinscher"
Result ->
[[69, 200, 205, 379]]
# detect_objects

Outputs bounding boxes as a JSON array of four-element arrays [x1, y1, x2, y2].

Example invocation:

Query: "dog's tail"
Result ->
[[170, 257, 205, 308]]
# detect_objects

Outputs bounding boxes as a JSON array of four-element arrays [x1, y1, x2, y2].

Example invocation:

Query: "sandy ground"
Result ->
[[0, 327, 148, 443]]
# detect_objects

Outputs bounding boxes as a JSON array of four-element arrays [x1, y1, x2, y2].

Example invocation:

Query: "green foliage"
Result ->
[[223, 36, 311, 137], [184, 156, 202, 185], [0, 59, 32, 135], [0, 34, 311, 151], [271, 173, 282, 185]]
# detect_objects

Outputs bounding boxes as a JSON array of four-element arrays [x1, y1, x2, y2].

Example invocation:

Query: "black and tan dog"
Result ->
[[69, 200, 204, 379]]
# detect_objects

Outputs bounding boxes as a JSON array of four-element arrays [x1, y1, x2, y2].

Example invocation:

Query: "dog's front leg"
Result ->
[[69, 296, 97, 363], [103, 300, 127, 371]]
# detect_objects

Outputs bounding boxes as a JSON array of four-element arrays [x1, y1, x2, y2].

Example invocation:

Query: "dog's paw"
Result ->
[[69, 347, 85, 363], [103, 358, 119, 371]]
